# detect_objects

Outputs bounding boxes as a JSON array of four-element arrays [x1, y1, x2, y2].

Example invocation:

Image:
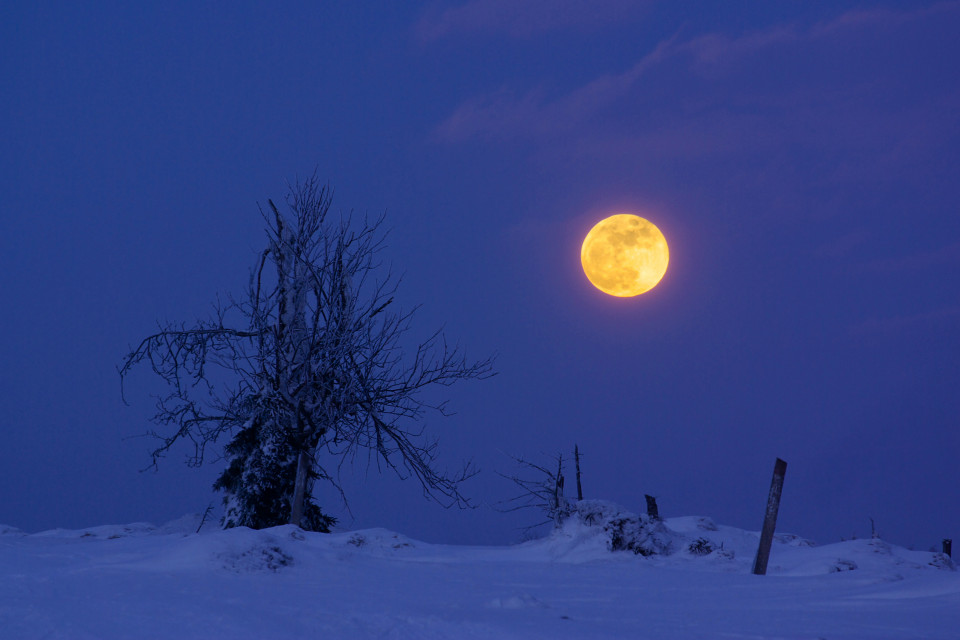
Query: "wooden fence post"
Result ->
[[752, 457, 788, 576], [574, 444, 583, 501], [644, 494, 660, 521]]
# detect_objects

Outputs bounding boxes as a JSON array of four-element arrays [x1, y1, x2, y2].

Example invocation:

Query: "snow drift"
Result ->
[[1, 507, 956, 639]]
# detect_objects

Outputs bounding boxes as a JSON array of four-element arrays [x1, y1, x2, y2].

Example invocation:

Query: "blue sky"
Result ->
[[2, 1, 958, 548]]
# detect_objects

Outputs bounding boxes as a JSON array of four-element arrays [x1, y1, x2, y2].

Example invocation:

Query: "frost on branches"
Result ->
[[120, 177, 493, 531]]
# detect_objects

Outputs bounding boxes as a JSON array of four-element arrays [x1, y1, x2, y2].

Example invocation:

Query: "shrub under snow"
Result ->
[[561, 499, 677, 556]]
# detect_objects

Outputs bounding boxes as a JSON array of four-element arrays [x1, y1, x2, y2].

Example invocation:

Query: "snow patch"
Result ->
[[338, 528, 417, 555], [219, 542, 293, 573]]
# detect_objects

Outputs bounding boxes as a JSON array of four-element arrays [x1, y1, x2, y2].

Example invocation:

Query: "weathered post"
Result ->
[[944, 539, 953, 558], [553, 454, 565, 527], [752, 457, 788, 576], [574, 444, 583, 501], [644, 494, 660, 521]]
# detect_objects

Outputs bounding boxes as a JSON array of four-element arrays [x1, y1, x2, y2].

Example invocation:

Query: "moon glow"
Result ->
[[581, 214, 669, 297]]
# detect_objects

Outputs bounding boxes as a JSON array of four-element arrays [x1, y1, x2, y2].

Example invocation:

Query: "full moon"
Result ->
[[581, 214, 669, 297]]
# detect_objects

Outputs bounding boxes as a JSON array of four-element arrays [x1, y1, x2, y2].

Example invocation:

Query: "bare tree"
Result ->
[[120, 177, 494, 529], [497, 451, 571, 533]]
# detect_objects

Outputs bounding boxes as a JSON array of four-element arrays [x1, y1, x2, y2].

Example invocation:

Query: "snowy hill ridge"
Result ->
[[516, 500, 956, 577], [3, 503, 952, 577], [2, 505, 957, 639]]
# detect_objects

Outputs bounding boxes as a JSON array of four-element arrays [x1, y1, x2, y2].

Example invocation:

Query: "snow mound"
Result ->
[[126, 524, 423, 573], [32, 522, 159, 539], [570, 499, 676, 556], [507, 501, 954, 581], [27, 513, 214, 539], [517, 500, 681, 562], [659, 517, 954, 577], [777, 538, 956, 577], [158, 512, 212, 534]]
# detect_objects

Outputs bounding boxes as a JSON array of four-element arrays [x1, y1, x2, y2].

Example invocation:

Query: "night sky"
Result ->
[[2, 1, 958, 550]]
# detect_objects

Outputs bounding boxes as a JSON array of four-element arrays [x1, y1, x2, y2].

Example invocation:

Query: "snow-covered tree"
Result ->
[[120, 177, 493, 530], [211, 413, 335, 532]]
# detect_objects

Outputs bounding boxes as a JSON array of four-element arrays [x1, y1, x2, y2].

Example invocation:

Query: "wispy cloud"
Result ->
[[416, 0, 649, 41], [433, 34, 677, 142], [810, 0, 959, 37], [680, 25, 801, 68], [431, 2, 960, 144]]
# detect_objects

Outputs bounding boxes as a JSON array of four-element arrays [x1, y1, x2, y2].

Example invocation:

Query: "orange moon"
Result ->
[[581, 214, 669, 297]]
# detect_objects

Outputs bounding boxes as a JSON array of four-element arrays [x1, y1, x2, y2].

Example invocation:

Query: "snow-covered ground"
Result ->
[[1, 507, 957, 639]]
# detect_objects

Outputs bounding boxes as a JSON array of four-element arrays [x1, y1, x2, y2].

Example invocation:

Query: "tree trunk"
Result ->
[[289, 448, 311, 527], [275, 205, 313, 529]]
